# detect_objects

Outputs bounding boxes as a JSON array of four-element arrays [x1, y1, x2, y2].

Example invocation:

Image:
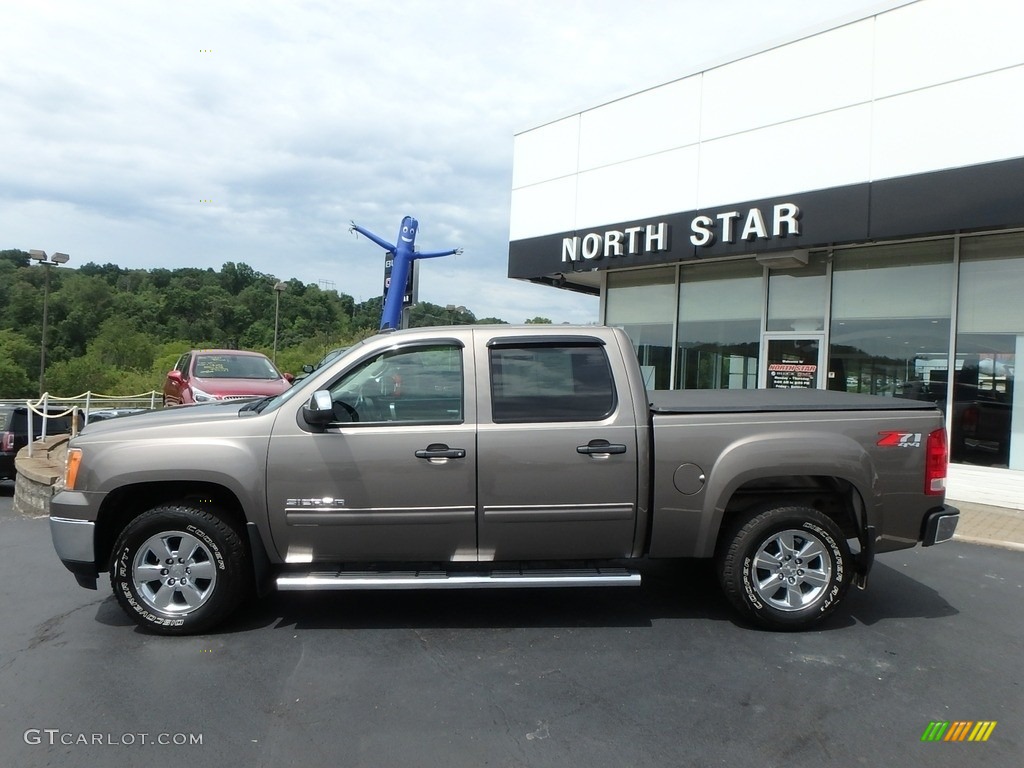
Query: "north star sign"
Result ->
[[561, 203, 801, 263]]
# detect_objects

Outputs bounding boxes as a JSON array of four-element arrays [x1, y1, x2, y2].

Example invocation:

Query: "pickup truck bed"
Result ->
[[649, 388, 939, 413]]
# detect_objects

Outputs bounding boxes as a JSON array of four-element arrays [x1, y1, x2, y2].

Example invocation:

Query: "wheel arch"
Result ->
[[712, 475, 869, 554], [95, 481, 250, 573], [700, 432, 877, 559]]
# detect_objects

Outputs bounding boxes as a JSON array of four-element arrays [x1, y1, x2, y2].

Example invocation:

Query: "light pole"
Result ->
[[28, 250, 70, 395], [272, 281, 287, 363], [445, 304, 466, 325]]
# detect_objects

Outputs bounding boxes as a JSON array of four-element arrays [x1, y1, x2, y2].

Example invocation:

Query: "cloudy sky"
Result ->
[[1, 0, 894, 324]]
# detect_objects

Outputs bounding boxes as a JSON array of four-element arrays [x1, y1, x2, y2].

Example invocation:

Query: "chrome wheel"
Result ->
[[750, 528, 832, 611], [132, 530, 218, 615]]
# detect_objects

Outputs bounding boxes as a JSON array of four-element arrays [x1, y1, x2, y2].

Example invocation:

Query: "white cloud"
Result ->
[[1, 0, 886, 324]]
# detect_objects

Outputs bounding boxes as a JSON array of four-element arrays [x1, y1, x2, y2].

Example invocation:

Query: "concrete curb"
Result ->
[[946, 499, 1024, 553], [951, 534, 1024, 553]]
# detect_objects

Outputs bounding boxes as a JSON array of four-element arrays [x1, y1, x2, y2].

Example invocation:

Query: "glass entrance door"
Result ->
[[761, 334, 825, 389]]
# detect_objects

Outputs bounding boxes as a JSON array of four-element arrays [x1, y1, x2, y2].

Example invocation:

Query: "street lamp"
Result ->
[[272, 281, 287, 363], [29, 250, 71, 395], [445, 304, 466, 325]]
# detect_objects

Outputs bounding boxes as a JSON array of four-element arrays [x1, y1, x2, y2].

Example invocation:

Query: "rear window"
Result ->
[[37, 413, 73, 433], [0, 408, 72, 434], [489, 343, 616, 423]]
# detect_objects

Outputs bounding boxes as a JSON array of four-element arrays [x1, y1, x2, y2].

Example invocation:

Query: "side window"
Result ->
[[327, 344, 463, 425], [176, 354, 191, 376], [489, 343, 616, 423]]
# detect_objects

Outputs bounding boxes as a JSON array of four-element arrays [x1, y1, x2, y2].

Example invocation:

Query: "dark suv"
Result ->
[[0, 405, 77, 481]]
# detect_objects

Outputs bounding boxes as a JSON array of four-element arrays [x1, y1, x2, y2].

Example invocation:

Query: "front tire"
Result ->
[[718, 506, 851, 630], [110, 504, 251, 635]]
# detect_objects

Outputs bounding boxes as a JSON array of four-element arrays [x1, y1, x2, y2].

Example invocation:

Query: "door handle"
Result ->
[[415, 444, 467, 460], [577, 440, 627, 455]]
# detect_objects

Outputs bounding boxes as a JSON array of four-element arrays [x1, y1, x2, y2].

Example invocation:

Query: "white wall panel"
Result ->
[[508, 176, 577, 241], [700, 20, 874, 141], [509, 0, 1024, 241], [578, 76, 701, 172], [947, 464, 1024, 509], [697, 104, 872, 208], [871, 66, 1024, 181], [511, 116, 580, 189], [575, 147, 699, 229], [874, 0, 1024, 99]]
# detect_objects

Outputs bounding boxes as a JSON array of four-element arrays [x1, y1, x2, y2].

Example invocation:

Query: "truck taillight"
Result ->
[[1, 431, 13, 452], [925, 428, 948, 496]]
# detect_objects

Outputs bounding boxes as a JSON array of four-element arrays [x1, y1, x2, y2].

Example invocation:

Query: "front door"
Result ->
[[761, 334, 826, 389], [266, 341, 477, 563]]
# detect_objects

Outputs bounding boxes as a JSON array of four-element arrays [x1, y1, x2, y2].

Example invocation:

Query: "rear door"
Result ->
[[475, 334, 639, 561]]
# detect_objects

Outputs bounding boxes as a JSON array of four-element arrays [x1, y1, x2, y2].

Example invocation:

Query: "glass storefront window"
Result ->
[[676, 260, 762, 389], [766, 252, 828, 332], [605, 267, 676, 389], [954, 232, 1024, 469], [828, 241, 953, 400]]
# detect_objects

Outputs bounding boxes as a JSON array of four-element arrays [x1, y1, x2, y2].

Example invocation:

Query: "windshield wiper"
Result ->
[[238, 396, 272, 415]]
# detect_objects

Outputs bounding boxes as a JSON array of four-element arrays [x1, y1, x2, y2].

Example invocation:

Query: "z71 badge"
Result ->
[[877, 431, 922, 448]]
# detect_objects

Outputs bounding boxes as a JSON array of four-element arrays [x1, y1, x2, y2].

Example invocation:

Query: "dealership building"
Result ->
[[508, 0, 1024, 507]]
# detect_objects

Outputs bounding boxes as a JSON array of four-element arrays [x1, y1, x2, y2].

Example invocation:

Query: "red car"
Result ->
[[163, 349, 293, 406]]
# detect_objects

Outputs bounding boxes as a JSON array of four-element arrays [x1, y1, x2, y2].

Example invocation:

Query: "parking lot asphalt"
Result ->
[[1, 480, 1022, 768]]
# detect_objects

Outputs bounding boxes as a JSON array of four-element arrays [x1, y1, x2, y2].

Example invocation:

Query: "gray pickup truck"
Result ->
[[49, 325, 958, 634]]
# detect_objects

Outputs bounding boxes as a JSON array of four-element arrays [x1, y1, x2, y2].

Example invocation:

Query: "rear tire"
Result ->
[[110, 504, 250, 635], [717, 506, 851, 631]]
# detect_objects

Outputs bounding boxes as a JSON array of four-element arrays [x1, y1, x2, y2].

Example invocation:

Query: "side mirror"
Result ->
[[284, 372, 295, 383], [167, 370, 184, 383], [302, 390, 336, 429], [301, 363, 315, 374]]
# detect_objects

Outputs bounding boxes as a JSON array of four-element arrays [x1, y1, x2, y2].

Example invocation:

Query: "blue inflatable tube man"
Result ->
[[349, 216, 463, 330]]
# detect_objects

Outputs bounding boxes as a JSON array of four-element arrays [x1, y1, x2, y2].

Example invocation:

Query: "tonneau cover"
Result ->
[[649, 388, 940, 414]]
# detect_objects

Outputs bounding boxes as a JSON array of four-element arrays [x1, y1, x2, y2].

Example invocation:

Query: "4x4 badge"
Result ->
[[877, 431, 922, 448]]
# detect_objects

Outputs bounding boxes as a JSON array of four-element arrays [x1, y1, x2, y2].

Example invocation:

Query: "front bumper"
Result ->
[[50, 490, 100, 589], [922, 504, 960, 546]]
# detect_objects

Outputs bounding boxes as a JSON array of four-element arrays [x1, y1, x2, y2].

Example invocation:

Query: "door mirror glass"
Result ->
[[302, 390, 337, 428]]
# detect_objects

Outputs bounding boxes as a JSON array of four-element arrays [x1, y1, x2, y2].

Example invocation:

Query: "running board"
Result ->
[[276, 567, 641, 591]]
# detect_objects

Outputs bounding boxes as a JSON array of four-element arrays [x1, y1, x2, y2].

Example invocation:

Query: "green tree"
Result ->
[[44, 355, 118, 397], [407, 302, 477, 328], [0, 248, 30, 268], [525, 316, 553, 324], [0, 250, 512, 397], [0, 329, 37, 372], [51, 272, 113, 358], [91, 317, 155, 371], [0, 359, 33, 398]]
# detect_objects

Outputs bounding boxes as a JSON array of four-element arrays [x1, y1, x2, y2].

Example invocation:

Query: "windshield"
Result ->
[[254, 340, 366, 413], [317, 347, 349, 369], [194, 354, 282, 380]]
